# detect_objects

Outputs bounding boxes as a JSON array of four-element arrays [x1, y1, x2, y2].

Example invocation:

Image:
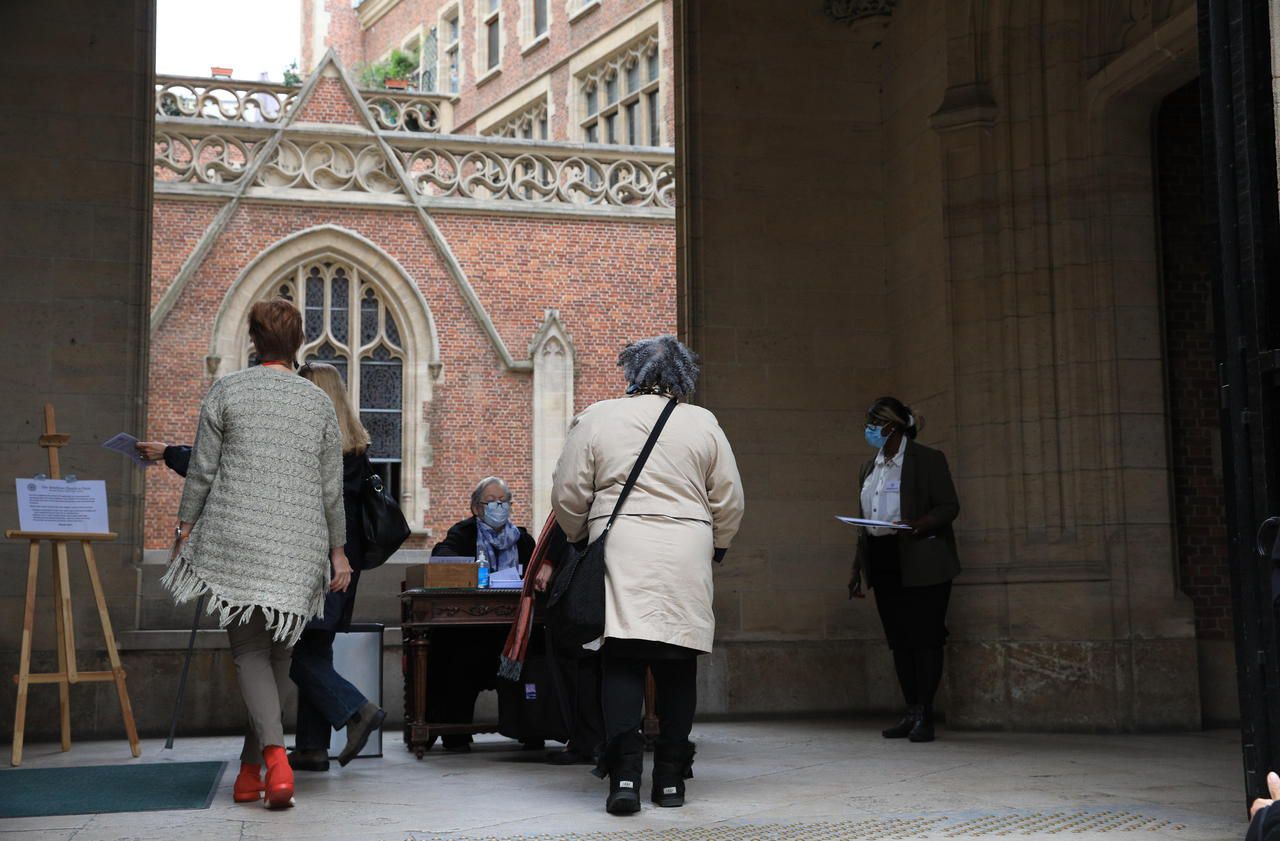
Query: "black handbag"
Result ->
[[545, 397, 678, 647], [497, 630, 572, 744], [360, 464, 411, 569]]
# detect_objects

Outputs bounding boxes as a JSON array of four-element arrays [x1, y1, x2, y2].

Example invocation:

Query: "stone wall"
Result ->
[[683, 0, 896, 716], [684, 0, 1210, 729], [0, 0, 155, 741], [1156, 78, 1238, 725]]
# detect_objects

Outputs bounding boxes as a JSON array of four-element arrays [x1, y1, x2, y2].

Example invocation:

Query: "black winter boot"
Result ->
[[651, 741, 696, 807], [882, 706, 921, 739], [908, 704, 936, 742], [597, 731, 644, 815]]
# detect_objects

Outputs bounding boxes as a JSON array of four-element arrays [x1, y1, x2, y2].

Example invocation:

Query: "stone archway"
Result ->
[[209, 224, 441, 529]]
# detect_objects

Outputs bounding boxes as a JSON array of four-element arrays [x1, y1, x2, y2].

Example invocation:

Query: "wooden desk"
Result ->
[[400, 586, 659, 759], [400, 588, 521, 758]]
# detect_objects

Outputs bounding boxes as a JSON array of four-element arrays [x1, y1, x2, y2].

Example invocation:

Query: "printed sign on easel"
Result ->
[[15, 479, 109, 534]]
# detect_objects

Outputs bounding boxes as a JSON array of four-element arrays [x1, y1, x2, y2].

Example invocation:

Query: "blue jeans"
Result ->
[[290, 630, 368, 750]]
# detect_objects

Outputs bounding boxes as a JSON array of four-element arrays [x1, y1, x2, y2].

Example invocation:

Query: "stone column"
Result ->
[[530, 310, 575, 531], [927, 0, 1202, 729]]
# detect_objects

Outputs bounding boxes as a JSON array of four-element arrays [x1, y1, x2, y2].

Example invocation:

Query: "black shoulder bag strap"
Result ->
[[601, 397, 679, 539]]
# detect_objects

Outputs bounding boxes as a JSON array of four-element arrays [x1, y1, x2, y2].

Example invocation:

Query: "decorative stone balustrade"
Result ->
[[389, 135, 674, 210], [156, 75, 298, 123], [154, 82, 675, 217], [155, 75, 450, 134]]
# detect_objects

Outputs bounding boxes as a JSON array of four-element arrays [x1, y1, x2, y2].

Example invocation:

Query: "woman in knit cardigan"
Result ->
[[163, 299, 351, 810]]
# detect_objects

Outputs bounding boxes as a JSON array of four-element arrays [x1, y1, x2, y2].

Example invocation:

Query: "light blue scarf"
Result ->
[[476, 519, 521, 571]]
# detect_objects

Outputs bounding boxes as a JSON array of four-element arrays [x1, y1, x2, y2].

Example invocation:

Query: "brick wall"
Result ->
[[145, 200, 675, 551], [318, 0, 674, 144], [1156, 79, 1230, 641], [294, 75, 368, 124], [303, 0, 366, 73]]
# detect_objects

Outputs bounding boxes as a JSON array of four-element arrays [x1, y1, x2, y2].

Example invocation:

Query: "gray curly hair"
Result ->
[[617, 335, 700, 399]]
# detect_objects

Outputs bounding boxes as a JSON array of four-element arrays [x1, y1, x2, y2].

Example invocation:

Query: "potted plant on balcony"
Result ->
[[357, 47, 419, 91]]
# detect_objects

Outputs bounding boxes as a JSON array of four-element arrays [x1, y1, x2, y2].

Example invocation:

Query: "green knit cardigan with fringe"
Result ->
[[162, 365, 346, 645]]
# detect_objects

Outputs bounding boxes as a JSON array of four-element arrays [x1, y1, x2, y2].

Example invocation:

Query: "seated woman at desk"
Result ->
[[433, 477, 536, 572], [428, 476, 536, 751]]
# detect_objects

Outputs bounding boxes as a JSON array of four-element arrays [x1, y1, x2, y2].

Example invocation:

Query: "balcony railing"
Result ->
[[154, 75, 673, 217], [156, 75, 297, 123], [155, 74, 453, 133]]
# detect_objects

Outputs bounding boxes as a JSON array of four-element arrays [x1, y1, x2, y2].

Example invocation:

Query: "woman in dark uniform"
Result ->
[[848, 396, 960, 742], [288, 362, 386, 771]]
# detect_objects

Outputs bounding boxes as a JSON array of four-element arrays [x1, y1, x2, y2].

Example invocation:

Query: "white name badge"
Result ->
[[884, 480, 901, 493]]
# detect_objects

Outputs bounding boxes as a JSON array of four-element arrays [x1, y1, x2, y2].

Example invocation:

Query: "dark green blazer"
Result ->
[[852, 439, 961, 589]]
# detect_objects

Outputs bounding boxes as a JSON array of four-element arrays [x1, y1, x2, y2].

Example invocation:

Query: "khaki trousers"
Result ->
[[226, 610, 294, 764]]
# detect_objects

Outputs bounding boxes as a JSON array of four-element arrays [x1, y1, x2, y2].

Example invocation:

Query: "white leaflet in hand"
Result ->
[[834, 516, 912, 530], [101, 433, 151, 468]]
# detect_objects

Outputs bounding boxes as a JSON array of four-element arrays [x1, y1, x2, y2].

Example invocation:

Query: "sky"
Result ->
[[155, 0, 302, 81]]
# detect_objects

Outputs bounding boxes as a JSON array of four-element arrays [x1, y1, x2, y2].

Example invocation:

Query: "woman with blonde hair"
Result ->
[[288, 361, 386, 772], [164, 299, 350, 808]]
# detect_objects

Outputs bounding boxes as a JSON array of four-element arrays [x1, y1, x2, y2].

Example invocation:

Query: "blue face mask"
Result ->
[[864, 423, 890, 450], [482, 500, 511, 529]]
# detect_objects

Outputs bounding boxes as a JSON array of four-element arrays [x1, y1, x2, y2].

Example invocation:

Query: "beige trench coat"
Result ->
[[550, 394, 745, 653]]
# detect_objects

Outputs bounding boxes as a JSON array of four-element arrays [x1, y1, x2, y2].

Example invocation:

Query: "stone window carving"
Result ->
[[418, 27, 438, 92], [579, 33, 660, 147], [483, 97, 552, 197], [442, 6, 461, 93], [479, 0, 502, 74], [485, 98, 549, 140], [526, 0, 549, 42], [567, 0, 599, 21], [258, 260, 407, 502]]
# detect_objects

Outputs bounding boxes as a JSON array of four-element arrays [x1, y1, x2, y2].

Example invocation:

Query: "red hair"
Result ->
[[248, 299, 304, 362]]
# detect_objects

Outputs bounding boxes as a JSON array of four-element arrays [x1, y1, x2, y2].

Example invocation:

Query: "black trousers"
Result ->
[[425, 626, 506, 746], [868, 536, 952, 709], [565, 651, 604, 755], [601, 641, 697, 746]]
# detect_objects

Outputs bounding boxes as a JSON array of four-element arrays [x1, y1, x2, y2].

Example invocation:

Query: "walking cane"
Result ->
[[164, 594, 206, 749]]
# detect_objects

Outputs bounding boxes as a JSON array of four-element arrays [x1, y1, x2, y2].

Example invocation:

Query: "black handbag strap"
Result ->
[[603, 397, 678, 536]]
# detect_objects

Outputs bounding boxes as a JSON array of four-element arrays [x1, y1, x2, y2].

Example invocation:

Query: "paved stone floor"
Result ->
[[0, 720, 1248, 840]]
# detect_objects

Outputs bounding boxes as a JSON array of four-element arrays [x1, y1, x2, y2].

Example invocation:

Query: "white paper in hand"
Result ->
[[101, 433, 151, 468], [835, 516, 912, 530]]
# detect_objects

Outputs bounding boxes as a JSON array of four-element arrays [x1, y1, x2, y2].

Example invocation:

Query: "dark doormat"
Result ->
[[0, 760, 226, 818]]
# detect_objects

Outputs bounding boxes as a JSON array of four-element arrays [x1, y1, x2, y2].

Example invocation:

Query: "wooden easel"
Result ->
[[5, 404, 141, 766]]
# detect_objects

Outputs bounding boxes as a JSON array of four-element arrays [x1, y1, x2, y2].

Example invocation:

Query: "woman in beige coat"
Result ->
[[551, 335, 744, 815]]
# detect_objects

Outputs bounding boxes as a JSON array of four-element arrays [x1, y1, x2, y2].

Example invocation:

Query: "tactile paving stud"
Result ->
[[419, 810, 1187, 841]]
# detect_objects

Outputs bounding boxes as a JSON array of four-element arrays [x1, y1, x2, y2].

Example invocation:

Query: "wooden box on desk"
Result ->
[[404, 561, 478, 589]]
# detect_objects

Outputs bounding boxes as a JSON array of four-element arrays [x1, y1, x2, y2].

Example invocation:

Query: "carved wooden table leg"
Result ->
[[408, 628, 430, 758]]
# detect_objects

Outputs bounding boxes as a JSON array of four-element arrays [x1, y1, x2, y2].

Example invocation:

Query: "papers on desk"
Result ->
[[101, 433, 151, 468], [487, 567, 523, 589], [835, 516, 912, 530]]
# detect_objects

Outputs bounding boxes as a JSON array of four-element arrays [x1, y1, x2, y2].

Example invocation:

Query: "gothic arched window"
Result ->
[[258, 260, 406, 502]]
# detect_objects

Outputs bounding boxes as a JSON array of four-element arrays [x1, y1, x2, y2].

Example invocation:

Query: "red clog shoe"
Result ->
[[262, 745, 295, 809], [233, 762, 264, 803]]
